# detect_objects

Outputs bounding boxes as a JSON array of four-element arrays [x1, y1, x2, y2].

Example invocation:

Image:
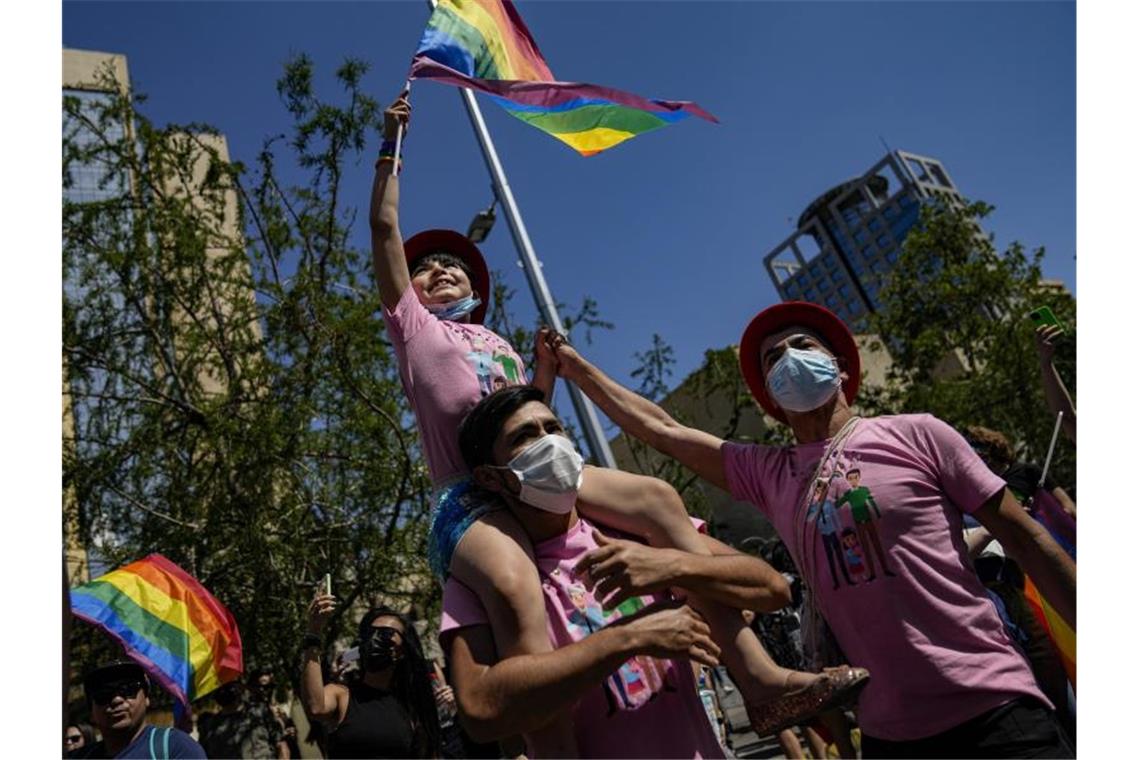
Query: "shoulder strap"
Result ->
[[162, 727, 170, 759], [147, 726, 157, 760]]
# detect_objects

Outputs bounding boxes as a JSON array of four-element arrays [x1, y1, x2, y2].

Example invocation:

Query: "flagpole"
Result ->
[[457, 87, 618, 468], [421, 2, 616, 468]]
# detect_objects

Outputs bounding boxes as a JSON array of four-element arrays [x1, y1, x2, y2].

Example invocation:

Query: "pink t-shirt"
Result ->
[[383, 285, 528, 485], [439, 516, 725, 759], [722, 413, 1048, 741]]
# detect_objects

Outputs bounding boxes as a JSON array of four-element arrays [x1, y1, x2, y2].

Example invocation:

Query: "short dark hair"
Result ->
[[410, 251, 473, 281], [846, 468, 861, 477], [458, 385, 546, 469]]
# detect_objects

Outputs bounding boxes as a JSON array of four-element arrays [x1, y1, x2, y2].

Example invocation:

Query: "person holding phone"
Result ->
[[1029, 310, 1076, 445], [300, 590, 442, 758]]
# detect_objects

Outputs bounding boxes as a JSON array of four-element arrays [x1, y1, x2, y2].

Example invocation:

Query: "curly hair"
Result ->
[[964, 425, 1015, 469]]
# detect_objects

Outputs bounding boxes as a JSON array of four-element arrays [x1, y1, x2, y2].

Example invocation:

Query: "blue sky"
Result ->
[[63, 0, 1076, 427]]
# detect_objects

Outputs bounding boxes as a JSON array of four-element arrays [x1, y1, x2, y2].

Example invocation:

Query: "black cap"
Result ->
[[83, 660, 150, 697]]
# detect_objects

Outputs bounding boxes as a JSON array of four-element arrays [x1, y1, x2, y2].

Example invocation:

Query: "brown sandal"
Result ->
[[744, 665, 870, 738]]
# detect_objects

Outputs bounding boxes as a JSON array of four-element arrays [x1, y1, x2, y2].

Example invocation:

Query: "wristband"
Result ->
[[301, 633, 323, 650]]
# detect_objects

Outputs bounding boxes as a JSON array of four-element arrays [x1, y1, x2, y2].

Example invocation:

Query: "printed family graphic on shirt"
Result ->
[[564, 582, 673, 714], [464, 335, 522, 396], [806, 457, 896, 590]]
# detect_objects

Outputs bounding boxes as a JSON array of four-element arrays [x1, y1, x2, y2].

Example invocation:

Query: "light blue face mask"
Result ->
[[766, 347, 841, 413], [426, 294, 482, 322]]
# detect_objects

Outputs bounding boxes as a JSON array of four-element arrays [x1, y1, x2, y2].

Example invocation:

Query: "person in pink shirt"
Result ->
[[439, 384, 798, 757], [370, 94, 867, 752], [550, 301, 1076, 758]]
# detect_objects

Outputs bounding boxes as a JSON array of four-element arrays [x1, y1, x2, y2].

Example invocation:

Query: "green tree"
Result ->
[[865, 199, 1076, 488], [63, 56, 438, 691]]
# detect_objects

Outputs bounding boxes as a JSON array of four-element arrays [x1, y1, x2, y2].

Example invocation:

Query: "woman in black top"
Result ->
[[301, 595, 442, 758]]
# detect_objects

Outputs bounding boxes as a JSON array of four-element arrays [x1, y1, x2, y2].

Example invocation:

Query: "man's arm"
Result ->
[[555, 341, 729, 490], [370, 94, 410, 310], [973, 488, 1075, 628], [575, 530, 791, 612], [448, 602, 720, 743]]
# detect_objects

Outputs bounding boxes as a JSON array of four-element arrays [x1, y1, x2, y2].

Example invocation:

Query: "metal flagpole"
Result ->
[[417, 0, 616, 467], [454, 87, 618, 468]]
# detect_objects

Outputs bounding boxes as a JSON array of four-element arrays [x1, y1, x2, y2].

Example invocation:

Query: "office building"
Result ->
[[763, 150, 964, 328]]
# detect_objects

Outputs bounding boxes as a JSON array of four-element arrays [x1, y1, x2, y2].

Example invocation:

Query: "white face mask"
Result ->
[[494, 434, 584, 514], [766, 346, 841, 413]]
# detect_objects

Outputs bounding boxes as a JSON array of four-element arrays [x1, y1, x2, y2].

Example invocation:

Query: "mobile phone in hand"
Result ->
[[1028, 306, 1064, 333], [323, 573, 332, 596]]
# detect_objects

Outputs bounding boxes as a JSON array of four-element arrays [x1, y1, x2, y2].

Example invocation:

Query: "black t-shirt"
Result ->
[[327, 683, 419, 759]]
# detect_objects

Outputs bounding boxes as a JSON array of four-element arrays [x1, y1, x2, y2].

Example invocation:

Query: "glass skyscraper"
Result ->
[[763, 150, 964, 329]]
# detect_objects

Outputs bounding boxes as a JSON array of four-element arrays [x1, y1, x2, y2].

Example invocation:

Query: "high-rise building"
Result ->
[[63, 48, 253, 581], [763, 150, 964, 328]]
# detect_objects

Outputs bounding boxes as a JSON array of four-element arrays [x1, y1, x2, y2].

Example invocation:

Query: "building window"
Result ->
[[876, 233, 891, 249], [868, 217, 883, 232]]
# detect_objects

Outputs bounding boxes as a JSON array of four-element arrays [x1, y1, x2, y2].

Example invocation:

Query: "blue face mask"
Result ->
[[766, 347, 841, 413], [426, 294, 482, 322]]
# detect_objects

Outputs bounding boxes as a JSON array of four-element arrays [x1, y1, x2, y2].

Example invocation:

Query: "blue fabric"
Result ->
[[427, 478, 502, 581]]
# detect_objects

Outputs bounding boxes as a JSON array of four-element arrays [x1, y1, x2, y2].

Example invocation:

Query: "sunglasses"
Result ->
[[65, 735, 83, 745], [91, 679, 145, 705]]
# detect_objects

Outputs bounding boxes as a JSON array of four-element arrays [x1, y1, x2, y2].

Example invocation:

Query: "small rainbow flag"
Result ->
[[70, 554, 243, 713], [410, 0, 717, 156]]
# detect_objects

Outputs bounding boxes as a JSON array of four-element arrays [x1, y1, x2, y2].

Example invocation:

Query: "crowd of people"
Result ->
[[66, 93, 1077, 759]]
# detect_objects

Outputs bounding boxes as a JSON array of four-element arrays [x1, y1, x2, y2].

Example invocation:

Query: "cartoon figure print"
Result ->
[[806, 478, 855, 590], [836, 466, 897, 581], [466, 336, 522, 396], [465, 335, 498, 396], [565, 582, 659, 713], [839, 527, 867, 581]]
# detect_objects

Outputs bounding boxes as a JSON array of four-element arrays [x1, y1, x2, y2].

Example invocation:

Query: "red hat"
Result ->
[[404, 229, 491, 324], [738, 301, 861, 424]]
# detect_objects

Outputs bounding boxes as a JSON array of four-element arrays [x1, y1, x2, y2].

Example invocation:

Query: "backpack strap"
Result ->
[[147, 726, 172, 760]]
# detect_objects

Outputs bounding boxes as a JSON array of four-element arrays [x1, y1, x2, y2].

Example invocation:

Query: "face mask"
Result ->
[[495, 434, 584, 514], [361, 628, 403, 672], [426, 294, 481, 321], [766, 347, 841, 413]]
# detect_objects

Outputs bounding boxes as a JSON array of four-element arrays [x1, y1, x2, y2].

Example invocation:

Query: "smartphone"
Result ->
[[323, 573, 332, 596], [1028, 306, 1064, 332]]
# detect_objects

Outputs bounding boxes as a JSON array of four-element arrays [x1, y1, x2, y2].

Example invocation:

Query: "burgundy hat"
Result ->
[[404, 229, 491, 324], [738, 301, 861, 424]]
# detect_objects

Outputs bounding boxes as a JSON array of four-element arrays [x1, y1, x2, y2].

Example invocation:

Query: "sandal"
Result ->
[[744, 665, 870, 738]]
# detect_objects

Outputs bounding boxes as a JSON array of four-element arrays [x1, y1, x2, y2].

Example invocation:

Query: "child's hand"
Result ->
[[544, 330, 582, 378], [383, 91, 410, 141], [534, 326, 561, 371]]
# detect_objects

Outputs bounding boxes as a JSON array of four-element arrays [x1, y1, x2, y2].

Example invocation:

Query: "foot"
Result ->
[[744, 666, 870, 738]]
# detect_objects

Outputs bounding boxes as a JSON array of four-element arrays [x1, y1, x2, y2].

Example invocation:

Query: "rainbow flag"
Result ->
[[70, 554, 243, 713], [1023, 576, 1076, 688], [410, 0, 717, 156]]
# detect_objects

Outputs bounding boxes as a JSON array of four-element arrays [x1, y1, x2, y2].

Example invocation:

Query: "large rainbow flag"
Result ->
[[410, 0, 717, 156], [70, 554, 243, 714]]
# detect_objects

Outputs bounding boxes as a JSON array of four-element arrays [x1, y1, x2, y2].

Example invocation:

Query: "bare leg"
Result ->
[[802, 724, 830, 759], [449, 509, 577, 757], [777, 728, 806, 759]]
